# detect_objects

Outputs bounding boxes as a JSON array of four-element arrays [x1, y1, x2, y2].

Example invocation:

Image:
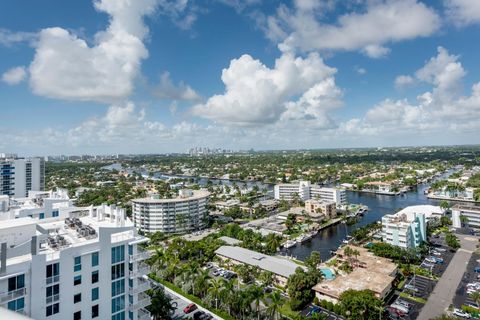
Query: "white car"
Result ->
[[432, 251, 442, 256], [453, 308, 471, 318], [435, 248, 447, 252]]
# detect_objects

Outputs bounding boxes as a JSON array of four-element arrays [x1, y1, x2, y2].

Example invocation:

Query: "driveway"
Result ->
[[417, 234, 478, 320]]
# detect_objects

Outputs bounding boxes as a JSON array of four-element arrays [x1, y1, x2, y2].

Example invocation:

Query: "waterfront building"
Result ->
[[274, 181, 346, 205], [363, 181, 398, 195], [381, 205, 442, 248], [312, 246, 397, 303], [452, 204, 480, 229], [304, 200, 337, 220], [1, 156, 45, 198], [0, 204, 151, 320], [430, 186, 475, 202], [215, 246, 301, 286], [132, 189, 210, 234]]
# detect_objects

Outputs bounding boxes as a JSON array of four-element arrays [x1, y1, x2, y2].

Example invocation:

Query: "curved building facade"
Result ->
[[132, 189, 210, 234]]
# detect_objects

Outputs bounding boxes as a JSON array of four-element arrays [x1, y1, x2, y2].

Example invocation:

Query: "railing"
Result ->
[[129, 263, 150, 278], [128, 280, 150, 295], [46, 275, 60, 285], [137, 308, 151, 320], [46, 293, 60, 304], [129, 249, 151, 263], [129, 294, 151, 311], [0, 288, 27, 303]]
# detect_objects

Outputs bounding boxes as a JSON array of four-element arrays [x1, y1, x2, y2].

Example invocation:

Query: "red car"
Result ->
[[183, 303, 197, 314]]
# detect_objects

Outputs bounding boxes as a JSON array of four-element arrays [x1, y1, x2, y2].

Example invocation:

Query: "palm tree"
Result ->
[[186, 263, 199, 295], [264, 291, 284, 320], [195, 269, 210, 298], [220, 278, 236, 315], [248, 285, 264, 320], [470, 291, 480, 309], [265, 234, 281, 253], [208, 278, 222, 309]]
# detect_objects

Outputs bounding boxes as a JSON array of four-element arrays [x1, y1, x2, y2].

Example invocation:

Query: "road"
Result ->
[[417, 234, 478, 320], [146, 276, 223, 320]]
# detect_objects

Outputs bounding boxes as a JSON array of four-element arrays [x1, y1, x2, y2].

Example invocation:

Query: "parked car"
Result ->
[[183, 303, 197, 314], [404, 284, 419, 292], [193, 311, 205, 320], [425, 257, 437, 264], [432, 251, 442, 256], [435, 247, 447, 252], [390, 303, 409, 314], [421, 262, 435, 268], [395, 299, 412, 309], [452, 308, 471, 318], [474, 266, 480, 273]]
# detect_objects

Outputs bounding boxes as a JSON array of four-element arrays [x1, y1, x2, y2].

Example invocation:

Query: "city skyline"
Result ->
[[1, 0, 480, 155]]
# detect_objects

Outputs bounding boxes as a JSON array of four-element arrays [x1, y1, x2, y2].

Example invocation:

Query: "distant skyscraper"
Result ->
[[0, 155, 45, 197]]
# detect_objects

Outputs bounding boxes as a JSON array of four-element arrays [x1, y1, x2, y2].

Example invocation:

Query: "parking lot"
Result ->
[[453, 252, 480, 310], [300, 304, 345, 320], [423, 235, 455, 277]]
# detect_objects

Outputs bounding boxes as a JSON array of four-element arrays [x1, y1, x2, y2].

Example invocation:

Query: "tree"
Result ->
[[248, 284, 264, 319], [264, 290, 284, 320], [339, 289, 383, 320], [147, 287, 176, 320], [460, 214, 469, 228], [208, 278, 222, 309], [305, 251, 322, 270], [265, 233, 282, 254], [470, 291, 480, 309], [439, 200, 450, 211], [259, 271, 275, 287], [445, 232, 460, 250], [287, 267, 324, 310]]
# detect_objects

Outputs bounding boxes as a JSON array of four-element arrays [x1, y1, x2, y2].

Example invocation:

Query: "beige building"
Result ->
[[312, 246, 397, 303], [305, 200, 336, 220]]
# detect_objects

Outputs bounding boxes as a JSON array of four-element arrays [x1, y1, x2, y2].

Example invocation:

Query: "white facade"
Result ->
[[274, 181, 346, 205], [381, 205, 441, 248], [1, 157, 45, 198], [132, 189, 210, 234], [452, 204, 480, 229], [0, 205, 151, 320]]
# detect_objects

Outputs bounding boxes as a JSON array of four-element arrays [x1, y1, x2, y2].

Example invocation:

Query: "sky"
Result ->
[[1, 0, 480, 156]]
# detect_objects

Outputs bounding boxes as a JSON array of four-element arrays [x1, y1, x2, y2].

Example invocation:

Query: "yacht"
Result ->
[[283, 240, 297, 249]]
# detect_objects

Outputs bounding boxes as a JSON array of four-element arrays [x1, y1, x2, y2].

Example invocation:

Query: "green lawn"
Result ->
[[399, 292, 427, 304]]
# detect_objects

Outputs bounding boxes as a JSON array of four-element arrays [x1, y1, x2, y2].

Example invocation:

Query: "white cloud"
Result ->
[[0, 29, 36, 46], [394, 75, 415, 88], [191, 52, 340, 126], [445, 0, 480, 26], [152, 72, 201, 101], [268, 0, 440, 56], [28, 0, 157, 103], [1, 66, 27, 85], [341, 47, 480, 139], [354, 66, 367, 75]]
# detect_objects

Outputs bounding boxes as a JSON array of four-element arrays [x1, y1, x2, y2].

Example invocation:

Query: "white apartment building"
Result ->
[[452, 204, 480, 229], [0, 204, 151, 320], [1, 156, 45, 198], [132, 189, 210, 234], [274, 181, 346, 205], [381, 205, 441, 248]]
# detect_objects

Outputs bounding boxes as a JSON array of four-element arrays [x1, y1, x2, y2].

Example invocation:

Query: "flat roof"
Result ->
[[218, 236, 242, 245], [0, 217, 37, 230], [132, 189, 210, 203], [388, 205, 443, 222], [215, 245, 301, 278], [453, 204, 480, 212]]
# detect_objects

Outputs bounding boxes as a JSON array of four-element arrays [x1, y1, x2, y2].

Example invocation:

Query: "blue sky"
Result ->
[[1, 0, 480, 155]]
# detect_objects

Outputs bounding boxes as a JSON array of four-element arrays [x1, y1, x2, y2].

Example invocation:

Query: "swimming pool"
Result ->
[[320, 268, 335, 280]]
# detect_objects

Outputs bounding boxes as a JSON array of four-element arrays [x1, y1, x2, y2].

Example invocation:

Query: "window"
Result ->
[[74, 293, 82, 304], [128, 245, 133, 256], [92, 287, 99, 301], [74, 275, 82, 286], [129, 311, 133, 320], [112, 311, 125, 320], [112, 279, 125, 296], [128, 278, 133, 288], [52, 210, 59, 217], [7, 297, 24, 311], [46, 303, 59, 317], [92, 305, 99, 318], [74, 311, 81, 320], [128, 294, 133, 304], [74, 256, 81, 272], [111, 264, 125, 280], [46, 284, 60, 303], [46, 263, 60, 281], [8, 274, 25, 292], [39, 213, 45, 219], [92, 252, 99, 267], [92, 270, 99, 284], [111, 245, 125, 264], [111, 295, 125, 314]]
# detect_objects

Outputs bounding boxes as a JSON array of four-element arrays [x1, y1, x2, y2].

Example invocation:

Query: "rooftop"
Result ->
[[384, 205, 443, 222], [215, 245, 302, 278], [132, 189, 210, 203], [218, 236, 242, 245], [453, 204, 480, 212]]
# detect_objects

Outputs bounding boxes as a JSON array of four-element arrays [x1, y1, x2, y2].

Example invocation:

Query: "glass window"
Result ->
[[111, 245, 125, 264], [74, 311, 81, 320], [112, 279, 125, 297], [92, 270, 99, 284], [111, 264, 125, 280], [74, 293, 81, 304], [46, 303, 60, 317], [74, 275, 82, 286], [112, 311, 125, 320], [92, 252, 99, 267], [52, 210, 59, 217], [111, 295, 125, 314], [39, 213, 45, 219], [8, 274, 25, 292], [7, 297, 24, 311], [46, 284, 59, 297], [128, 245, 133, 256], [92, 305, 99, 318], [92, 287, 99, 301], [74, 256, 81, 272], [46, 263, 60, 278]]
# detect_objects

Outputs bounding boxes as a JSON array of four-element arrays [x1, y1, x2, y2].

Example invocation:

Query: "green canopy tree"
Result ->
[[339, 289, 383, 320]]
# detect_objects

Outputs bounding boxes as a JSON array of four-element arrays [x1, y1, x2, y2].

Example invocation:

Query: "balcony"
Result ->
[[0, 288, 26, 304], [129, 293, 151, 311], [46, 293, 60, 304], [129, 249, 151, 263], [138, 308, 151, 320], [129, 262, 151, 278], [129, 279, 150, 295], [46, 275, 60, 285]]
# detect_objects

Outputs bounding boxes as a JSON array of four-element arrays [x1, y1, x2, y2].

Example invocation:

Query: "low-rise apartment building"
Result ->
[[304, 200, 337, 220], [132, 189, 210, 234], [452, 204, 480, 229], [274, 181, 346, 205]]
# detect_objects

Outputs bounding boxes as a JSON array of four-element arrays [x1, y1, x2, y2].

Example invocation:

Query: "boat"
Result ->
[[296, 234, 309, 243], [342, 235, 353, 244], [283, 240, 297, 249]]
